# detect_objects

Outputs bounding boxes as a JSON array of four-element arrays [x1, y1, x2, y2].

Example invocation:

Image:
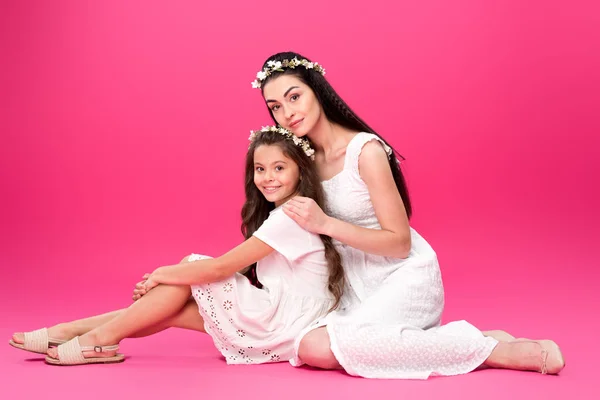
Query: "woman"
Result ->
[[251, 52, 565, 379]]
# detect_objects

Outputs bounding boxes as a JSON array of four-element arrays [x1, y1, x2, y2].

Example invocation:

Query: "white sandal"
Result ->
[[45, 337, 125, 366], [8, 328, 67, 354]]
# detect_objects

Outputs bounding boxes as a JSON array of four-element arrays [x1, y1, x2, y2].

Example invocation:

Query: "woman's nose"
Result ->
[[284, 105, 295, 119]]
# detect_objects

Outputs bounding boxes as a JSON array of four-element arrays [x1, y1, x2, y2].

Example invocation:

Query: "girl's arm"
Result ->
[[284, 141, 411, 259], [150, 237, 274, 286]]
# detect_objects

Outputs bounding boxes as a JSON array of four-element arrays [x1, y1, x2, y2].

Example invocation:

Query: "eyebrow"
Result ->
[[265, 86, 300, 103], [254, 160, 288, 166]]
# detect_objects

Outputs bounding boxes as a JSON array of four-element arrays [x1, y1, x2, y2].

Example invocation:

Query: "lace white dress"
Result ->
[[189, 207, 335, 364], [290, 132, 498, 379]]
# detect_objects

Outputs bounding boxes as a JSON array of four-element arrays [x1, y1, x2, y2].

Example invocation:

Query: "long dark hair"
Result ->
[[259, 51, 412, 218], [240, 130, 344, 311]]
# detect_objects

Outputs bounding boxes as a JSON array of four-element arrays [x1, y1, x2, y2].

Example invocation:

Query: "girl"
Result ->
[[9, 126, 344, 366], [251, 52, 565, 378]]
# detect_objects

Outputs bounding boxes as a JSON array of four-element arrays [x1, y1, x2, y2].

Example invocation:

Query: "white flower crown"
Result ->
[[248, 126, 316, 160], [251, 58, 326, 89]]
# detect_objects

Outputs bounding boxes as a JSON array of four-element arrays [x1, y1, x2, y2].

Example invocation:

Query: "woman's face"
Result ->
[[262, 75, 322, 138]]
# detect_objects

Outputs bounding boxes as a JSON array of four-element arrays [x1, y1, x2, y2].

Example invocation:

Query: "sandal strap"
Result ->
[[23, 328, 49, 353], [80, 344, 120, 352], [540, 348, 549, 374], [57, 337, 120, 365]]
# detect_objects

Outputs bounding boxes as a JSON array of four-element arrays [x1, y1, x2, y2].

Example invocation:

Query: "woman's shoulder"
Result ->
[[346, 132, 393, 172]]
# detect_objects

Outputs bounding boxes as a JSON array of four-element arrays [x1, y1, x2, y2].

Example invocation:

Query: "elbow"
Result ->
[[394, 236, 412, 259]]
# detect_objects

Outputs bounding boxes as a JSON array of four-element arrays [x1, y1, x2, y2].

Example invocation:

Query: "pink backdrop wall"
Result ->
[[1, 0, 598, 338]]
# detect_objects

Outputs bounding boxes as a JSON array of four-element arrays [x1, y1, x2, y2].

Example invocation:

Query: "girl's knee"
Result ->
[[298, 327, 340, 370]]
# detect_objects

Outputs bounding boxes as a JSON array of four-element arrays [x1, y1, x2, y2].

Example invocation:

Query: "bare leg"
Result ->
[[297, 327, 342, 370], [12, 310, 123, 345], [47, 284, 198, 359], [15, 255, 198, 345], [128, 298, 204, 338]]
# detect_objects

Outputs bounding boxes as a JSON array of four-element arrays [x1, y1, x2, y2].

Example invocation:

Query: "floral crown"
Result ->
[[251, 58, 326, 89], [248, 125, 315, 160]]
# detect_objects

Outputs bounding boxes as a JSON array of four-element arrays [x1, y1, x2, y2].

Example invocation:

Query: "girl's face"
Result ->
[[253, 144, 300, 207], [262, 75, 322, 138]]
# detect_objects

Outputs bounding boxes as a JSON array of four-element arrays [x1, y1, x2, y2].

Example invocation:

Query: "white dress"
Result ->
[[290, 132, 499, 379], [189, 207, 335, 364]]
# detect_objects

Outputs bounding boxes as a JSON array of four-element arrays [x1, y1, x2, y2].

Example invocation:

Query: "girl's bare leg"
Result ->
[[14, 255, 198, 345], [12, 310, 123, 345], [47, 284, 199, 359], [128, 298, 204, 337]]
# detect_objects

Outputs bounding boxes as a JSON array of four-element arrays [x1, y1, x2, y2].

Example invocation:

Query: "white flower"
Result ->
[[248, 125, 316, 161], [256, 71, 267, 80], [252, 59, 326, 89]]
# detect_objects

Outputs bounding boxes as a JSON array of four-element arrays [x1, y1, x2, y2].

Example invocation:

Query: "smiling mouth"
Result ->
[[290, 119, 303, 128], [262, 186, 281, 194]]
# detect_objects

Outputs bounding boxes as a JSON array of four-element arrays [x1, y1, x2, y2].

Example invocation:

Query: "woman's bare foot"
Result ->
[[485, 339, 565, 374]]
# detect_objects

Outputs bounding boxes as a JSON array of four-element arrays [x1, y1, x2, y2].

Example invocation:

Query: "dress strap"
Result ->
[[345, 132, 393, 178]]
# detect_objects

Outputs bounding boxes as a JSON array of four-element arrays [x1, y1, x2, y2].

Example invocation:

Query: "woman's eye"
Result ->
[[290, 94, 299, 101], [271, 105, 280, 111]]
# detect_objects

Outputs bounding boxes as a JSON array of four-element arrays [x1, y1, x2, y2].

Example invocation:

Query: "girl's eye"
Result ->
[[255, 167, 264, 172], [290, 94, 299, 101], [275, 166, 284, 171], [271, 105, 280, 112]]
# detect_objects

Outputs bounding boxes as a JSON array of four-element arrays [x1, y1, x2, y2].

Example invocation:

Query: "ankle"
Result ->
[[485, 341, 541, 372], [82, 329, 120, 346]]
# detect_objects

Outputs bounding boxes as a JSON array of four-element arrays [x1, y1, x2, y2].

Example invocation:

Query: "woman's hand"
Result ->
[[283, 196, 331, 235]]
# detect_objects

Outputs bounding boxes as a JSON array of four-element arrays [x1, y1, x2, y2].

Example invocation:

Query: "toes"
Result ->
[[47, 348, 58, 359], [12, 333, 24, 344]]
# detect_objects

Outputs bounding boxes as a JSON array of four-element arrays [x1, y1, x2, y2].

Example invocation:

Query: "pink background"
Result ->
[[1, 1, 598, 399]]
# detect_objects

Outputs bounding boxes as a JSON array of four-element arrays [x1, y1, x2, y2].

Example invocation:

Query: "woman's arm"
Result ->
[[284, 141, 411, 258], [150, 237, 274, 286]]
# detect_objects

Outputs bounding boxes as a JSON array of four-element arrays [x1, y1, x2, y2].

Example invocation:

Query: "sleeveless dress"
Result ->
[[290, 132, 498, 379], [189, 207, 335, 364]]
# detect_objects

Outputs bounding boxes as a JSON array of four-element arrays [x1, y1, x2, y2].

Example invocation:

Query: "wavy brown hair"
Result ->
[[259, 51, 412, 218], [241, 130, 344, 311]]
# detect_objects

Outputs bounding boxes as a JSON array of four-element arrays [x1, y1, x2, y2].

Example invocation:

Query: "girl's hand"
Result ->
[[143, 272, 160, 292], [132, 273, 152, 301], [283, 196, 331, 235]]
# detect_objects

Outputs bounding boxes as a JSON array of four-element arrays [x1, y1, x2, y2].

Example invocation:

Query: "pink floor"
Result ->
[[1, 233, 595, 400]]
